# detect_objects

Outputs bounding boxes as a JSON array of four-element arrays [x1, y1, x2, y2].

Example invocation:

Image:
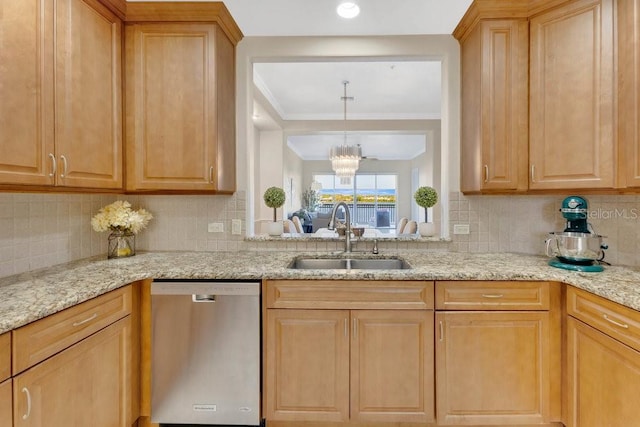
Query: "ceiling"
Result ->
[[220, 0, 473, 37], [254, 61, 442, 121], [215, 0, 472, 160]]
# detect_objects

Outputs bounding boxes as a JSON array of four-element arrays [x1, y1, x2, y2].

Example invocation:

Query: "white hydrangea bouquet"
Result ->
[[91, 200, 153, 258]]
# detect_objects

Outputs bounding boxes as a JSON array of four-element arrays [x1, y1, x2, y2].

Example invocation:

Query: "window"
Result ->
[[314, 174, 397, 228]]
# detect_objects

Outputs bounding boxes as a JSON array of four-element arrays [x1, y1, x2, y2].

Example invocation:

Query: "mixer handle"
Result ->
[[545, 238, 557, 258], [597, 243, 608, 262]]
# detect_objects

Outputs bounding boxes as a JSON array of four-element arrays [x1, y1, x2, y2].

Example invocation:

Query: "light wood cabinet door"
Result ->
[[0, 379, 11, 426], [0, 332, 10, 383], [436, 312, 556, 425], [265, 309, 350, 422], [0, 0, 55, 186], [350, 310, 434, 423], [529, 0, 615, 189], [54, 0, 122, 189], [0, 0, 122, 189], [566, 316, 640, 427], [460, 19, 529, 193], [618, 0, 640, 188], [125, 23, 236, 192], [13, 316, 131, 427]]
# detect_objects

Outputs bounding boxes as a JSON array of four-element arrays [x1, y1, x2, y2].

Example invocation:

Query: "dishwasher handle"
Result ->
[[193, 294, 216, 302]]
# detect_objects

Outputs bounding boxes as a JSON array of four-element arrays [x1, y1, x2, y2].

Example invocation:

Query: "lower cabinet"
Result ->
[[265, 309, 349, 422], [266, 308, 435, 424], [566, 286, 640, 427], [436, 312, 556, 425], [351, 310, 434, 423], [264, 279, 435, 425], [566, 317, 640, 427], [12, 314, 132, 427], [435, 281, 561, 426], [0, 379, 12, 426]]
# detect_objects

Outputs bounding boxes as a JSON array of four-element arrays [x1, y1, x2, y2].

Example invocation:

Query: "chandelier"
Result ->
[[330, 81, 361, 185]]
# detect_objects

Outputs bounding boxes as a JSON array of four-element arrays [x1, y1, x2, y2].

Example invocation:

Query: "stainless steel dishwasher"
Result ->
[[151, 280, 261, 426]]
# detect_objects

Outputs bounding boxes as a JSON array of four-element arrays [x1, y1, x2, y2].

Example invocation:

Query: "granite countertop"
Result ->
[[1, 250, 639, 334]]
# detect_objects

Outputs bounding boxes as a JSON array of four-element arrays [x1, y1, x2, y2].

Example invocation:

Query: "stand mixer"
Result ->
[[545, 196, 608, 272]]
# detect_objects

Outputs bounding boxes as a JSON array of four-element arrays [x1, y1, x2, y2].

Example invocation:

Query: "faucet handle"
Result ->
[[372, 239, 379, 254]]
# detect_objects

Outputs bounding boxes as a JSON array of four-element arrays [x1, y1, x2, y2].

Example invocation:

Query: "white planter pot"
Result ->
[[266, 221, 283, 236], [418, 222, 436, 237]]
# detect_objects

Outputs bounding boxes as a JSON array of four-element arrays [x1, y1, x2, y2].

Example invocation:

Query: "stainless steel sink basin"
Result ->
[[289, 257, 411, 270]]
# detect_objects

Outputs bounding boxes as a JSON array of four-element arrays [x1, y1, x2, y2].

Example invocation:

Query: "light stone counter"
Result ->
[[1, 251, 639, 334]]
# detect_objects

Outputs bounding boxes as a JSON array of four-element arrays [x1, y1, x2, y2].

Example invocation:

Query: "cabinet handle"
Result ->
[[48, 153, 57, 178], [22, 387, 32, 420], [352, 318, 357, 338], [344, 318, 348, 337], [209, 166, 214, 183], [481, 294, 504, 299], [530, 164, 536, 183], [603, 314, 630, 329], [72, 312, 97, 327], [484, 165, 489, 183], [60, 155, 68, 179], [439, 321, 444, 342]]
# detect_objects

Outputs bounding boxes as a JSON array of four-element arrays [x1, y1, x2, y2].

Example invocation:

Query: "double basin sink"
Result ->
[[289, 256, 411, 270]]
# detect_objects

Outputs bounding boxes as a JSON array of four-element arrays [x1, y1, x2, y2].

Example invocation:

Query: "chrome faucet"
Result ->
[[328, 202, 352, 253]]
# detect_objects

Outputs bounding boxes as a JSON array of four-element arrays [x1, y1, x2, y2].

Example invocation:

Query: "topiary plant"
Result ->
[[263, 186, 286, 222], [414, 186, 438, 223]]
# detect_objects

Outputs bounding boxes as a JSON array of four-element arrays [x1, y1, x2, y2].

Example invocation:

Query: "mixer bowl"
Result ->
[[545, 232, 607, 262]]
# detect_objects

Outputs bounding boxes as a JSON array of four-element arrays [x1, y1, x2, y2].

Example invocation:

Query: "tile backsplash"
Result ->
[[0, 193, 117, 278], [130, 192, 247, 252], [0, 192, 247, 278], [449, 192, 640, 267], [0, 190, 638, 279]]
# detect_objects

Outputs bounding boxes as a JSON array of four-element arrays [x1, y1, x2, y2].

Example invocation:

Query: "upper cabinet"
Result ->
[[0, 0, 123, 190], [529, 0, 615, 190], [458, 18, 529, 193], [456, 0, 627, 193], [618, 0, 640, 188], [124, 3, 242, 193]]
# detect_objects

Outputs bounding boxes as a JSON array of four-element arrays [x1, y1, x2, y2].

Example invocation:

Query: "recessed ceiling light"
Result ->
[[337, 2, 360, 19]]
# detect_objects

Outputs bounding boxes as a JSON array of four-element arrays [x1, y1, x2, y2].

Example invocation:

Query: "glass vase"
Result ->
[[107, 231, 135, 259]]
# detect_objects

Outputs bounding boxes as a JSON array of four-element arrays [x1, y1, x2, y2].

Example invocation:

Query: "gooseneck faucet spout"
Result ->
[[328, 202, 352, 253]]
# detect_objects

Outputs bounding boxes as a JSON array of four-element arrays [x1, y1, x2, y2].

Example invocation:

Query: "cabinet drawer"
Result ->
[[13, 286, 131, 374], [0, 332, 10, 382], [567, 286, 640, 352], [435, 281, 551, 310], [265, 280, 434, 310]]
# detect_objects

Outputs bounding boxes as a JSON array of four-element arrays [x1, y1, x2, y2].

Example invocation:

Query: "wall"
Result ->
[[448, 192, 640, 267], [0, 191, 638, 280], [282, 143, 304, 218], [0, 192, 247, 279], [255, 130, 284, 224], [0, 193, 117, 278]]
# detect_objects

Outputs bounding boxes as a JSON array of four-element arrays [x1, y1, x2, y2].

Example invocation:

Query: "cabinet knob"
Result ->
[[484, 165, 489, 183]]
